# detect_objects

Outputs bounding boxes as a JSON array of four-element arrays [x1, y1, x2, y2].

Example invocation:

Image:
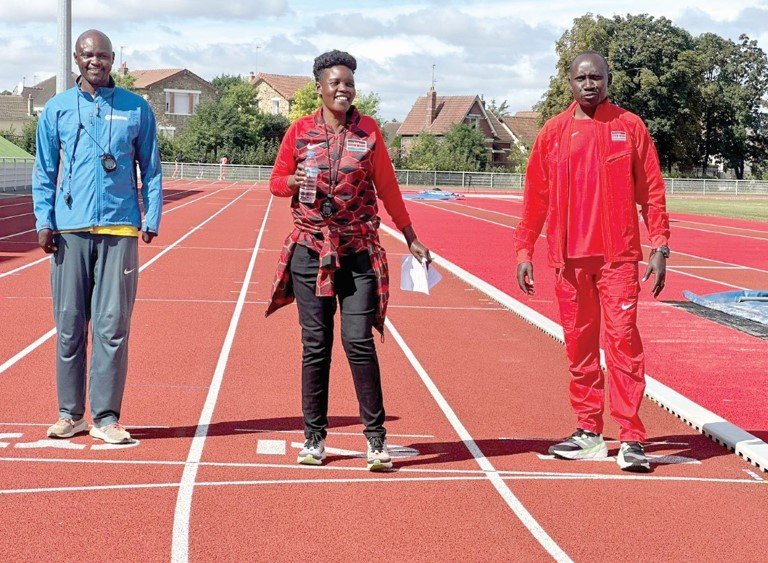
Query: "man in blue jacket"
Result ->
[[33, 29, 162, 444]]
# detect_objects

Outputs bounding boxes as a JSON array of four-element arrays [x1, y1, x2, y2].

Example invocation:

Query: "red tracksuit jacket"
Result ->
[[514, 100, 670, 267]]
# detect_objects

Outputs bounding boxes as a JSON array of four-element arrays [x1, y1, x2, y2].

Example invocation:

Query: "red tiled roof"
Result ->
[[251, 73, 313, 101], [486, 110, 513, 144], [130, 69, 185, 88], [502, 111, 541, 149], [399, 94, 477, 136], [381, 120, 402, 143], [24, 73, 78, 107]]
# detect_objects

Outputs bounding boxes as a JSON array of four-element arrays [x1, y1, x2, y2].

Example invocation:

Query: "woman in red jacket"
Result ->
[[266, 50, 431, 471]]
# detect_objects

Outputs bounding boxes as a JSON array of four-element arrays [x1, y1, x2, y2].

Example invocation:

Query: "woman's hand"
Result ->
[[289, 163, 307, 192], [402, 225, 431, 264]]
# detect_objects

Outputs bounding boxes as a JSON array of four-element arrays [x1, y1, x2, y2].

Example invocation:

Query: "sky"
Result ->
[[1, 0, 767, 121]]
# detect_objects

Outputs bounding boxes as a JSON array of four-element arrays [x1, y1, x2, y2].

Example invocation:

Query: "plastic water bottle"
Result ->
[[299, 151, 318, 204]]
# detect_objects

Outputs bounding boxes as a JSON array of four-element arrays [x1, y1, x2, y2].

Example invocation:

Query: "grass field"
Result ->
[[666, 197, 768, 222]]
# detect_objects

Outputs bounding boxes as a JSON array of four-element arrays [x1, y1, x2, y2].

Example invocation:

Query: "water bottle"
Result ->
[[300, 151, 318, 204]]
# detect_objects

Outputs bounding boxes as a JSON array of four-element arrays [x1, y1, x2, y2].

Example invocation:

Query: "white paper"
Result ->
[[400, 255, 442, 295]]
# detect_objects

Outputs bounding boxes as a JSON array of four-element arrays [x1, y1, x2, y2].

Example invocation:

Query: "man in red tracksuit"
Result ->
[[514, 52, 670, 472]]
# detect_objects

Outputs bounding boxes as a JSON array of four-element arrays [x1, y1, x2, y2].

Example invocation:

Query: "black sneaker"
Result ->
[[548, 428, 608, 460], [617, 441, 651, 472]]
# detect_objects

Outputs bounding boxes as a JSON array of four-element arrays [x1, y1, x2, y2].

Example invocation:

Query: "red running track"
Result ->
[[392, 196, 768, 436], [0, 183, 766, 561]]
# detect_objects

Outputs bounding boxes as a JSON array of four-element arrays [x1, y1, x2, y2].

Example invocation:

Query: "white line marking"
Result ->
[[671, 224, 768, 242], [256, 440, 286, 455], [379, 223, 768, 474], [0, 422, 168, 428], [743, 469, 765, 482], [171, 195, 273, 563], [0, 457, 758, 484], [0, 211, 33, 222], [289, 441, 420, 459], [673, 218, 768, 235], [15, 439, 85, 450], [384, 319, 571, 562], [0, 189, 253, 376], [0, 228, 34, 240]]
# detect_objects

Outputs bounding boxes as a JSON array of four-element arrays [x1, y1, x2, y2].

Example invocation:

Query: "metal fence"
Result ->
[[0, 158, 34, 193], [4, 159, 768, 196]]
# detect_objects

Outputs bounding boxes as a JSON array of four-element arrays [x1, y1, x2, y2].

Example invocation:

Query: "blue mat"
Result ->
[[403, 190, 463, 201], [683, 290, 768, 325]]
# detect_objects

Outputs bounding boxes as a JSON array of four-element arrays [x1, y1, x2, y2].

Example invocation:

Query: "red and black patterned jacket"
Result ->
[[265, 107, 412, 334]]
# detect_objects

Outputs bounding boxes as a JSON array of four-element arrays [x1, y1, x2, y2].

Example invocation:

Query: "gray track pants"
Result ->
[[51, 233, 139, 426]]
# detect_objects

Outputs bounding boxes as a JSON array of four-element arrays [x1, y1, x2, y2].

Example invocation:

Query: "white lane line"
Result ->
[[0, 472, 759, 496], [671, 224, 768, 242], [0, 228, 34, 240], [0, 211, 33, 222], [171, 195, 273, 563], [0, 186, 234, 281], [673, 218, 768, 235], [0, 456, 758, 484], [536, 454, 701, 465], [671, 266, 745, 270], [379, 223, 768, 474], [0, 189, 254, 376], [743, 469, 765, 482], [385, 319, 571, 562], [388, 305, 507, 311]]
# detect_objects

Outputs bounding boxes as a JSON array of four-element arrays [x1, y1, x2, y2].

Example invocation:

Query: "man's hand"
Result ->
[[517, 261, 535, 294], [38, 228, 57, 254], [642, 252, 666, 298], [142, 231, 156, 244]]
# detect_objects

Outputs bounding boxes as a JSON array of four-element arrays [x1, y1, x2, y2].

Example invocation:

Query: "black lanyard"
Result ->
[[322, 117, 347, 196]]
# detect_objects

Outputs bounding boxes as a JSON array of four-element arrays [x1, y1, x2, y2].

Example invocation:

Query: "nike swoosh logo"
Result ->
[[307, 143, 325, 149], [621, 302, 635, 311], [123, 268, 135, 275]]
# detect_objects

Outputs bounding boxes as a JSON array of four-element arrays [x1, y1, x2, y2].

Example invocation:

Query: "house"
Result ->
[[250, 72, 313, 117], [0, 135, 33, 158], [0, 94, 35, 133], [121, 65, 217, 137], [501, 111, 541, 152], [398, 87, 514, 167], [20, 73, 79, 114], [381, 120, 402, 144]]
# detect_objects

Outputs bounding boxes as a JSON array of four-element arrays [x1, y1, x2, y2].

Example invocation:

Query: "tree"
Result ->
[[289, 82, 320, 121], [487, 98, 511, 119], [354, 91, 381, 123], [112, 72, 136, 91], [405, 124, 490, 172], [211, 74, 246, 97]]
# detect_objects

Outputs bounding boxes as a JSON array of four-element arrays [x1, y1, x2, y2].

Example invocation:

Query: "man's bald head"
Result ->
[[569, 52, 609, 78], [75, 29, 113, 54]]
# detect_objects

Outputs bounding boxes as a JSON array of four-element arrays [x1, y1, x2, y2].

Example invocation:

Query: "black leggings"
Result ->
[[290, 244, 385, 440]]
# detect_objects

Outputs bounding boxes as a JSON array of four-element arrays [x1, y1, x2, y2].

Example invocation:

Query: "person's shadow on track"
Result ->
[[129, 415, 401, 441]]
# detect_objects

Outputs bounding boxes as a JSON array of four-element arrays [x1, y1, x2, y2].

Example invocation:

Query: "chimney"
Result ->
[[119, 62, 128, 77], [27, 94, 33, 116], [425, 86, 436, 127]]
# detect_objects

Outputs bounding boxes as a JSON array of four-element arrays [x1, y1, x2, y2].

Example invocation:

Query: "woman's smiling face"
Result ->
[[316, 65, 356, 114]]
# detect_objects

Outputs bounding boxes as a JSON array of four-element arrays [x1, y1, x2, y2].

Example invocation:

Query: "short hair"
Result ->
[[569, 51, 609, 76], [313, 50, 357, 82]]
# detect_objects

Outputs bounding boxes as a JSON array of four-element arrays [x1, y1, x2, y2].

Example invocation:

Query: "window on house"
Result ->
[[271, 98, 281, 115], [158, 126, 176, 139], [165, 90, 201, 115], [467, 115, 479, 129]]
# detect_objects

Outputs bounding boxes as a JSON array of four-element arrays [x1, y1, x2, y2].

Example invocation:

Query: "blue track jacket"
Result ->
[[33, 78, 162, 234]]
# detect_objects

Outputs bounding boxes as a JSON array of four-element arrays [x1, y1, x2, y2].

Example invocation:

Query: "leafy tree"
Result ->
[[487, 98, 511, 119], [289, 82, 321, 121], [112, 72, 136, 91], [21, 116, 37, 155], [443, 123, 489, 171], [354, 91, 381, 123], [211, 74, 246, 97]]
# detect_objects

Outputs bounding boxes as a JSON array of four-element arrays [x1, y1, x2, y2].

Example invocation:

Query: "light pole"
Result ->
[[57, 0, 72, 94]]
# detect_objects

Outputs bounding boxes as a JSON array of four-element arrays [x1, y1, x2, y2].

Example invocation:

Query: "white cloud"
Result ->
[[2, 1, 767, 118]]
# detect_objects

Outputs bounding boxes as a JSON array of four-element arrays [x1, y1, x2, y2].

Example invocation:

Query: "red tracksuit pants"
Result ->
[[554, 257, 646, 442]]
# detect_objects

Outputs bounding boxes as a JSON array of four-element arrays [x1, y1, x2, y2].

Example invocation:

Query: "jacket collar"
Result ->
[[565, 99, 613, 122], [76, 75, 116, 98], [312, 106, 362, 131]]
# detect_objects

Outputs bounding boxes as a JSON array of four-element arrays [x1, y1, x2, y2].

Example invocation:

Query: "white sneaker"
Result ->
[[297, 435, 326, 465], [366, 437, 393, 471], [47, 418, 87, 438], [89, 423, 132, 444], [617, 441, 651, 472], [548, 428, 608, 460]]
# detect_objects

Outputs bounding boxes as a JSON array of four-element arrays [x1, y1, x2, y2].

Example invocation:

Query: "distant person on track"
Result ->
[[514, 52, 670, 472], [32, 29, 162, 445], [219, 155, 228, 180], [266, 50, 431, 471], [172, 152, 182, 179]]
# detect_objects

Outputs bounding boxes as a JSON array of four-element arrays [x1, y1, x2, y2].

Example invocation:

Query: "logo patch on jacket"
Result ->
[[345, 139, 368, 153], [611, 131, 627, 142]]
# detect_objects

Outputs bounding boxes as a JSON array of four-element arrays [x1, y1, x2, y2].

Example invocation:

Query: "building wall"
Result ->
[[0, 118, 34, 133], [254, 83, 290, 117], [136, 72, 216, 136]]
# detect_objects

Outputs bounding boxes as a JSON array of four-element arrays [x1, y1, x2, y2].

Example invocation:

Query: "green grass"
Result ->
[[666, 197, 768, 222]]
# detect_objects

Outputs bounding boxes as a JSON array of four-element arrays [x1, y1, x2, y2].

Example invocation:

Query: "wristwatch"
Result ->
[[651, 245, 670, 259]]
